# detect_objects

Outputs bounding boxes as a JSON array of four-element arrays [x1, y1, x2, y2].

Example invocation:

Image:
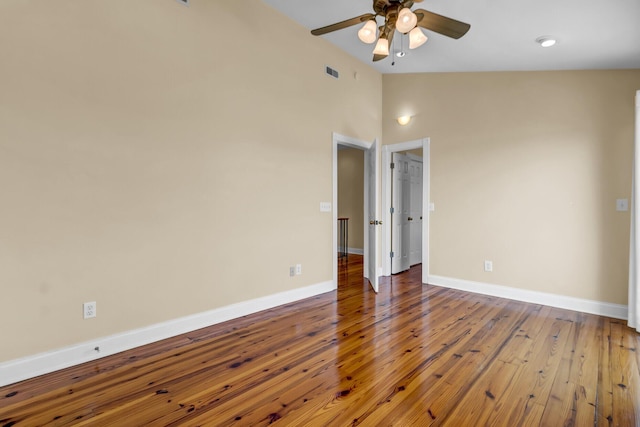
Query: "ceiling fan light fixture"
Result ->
[[373, 37, 389, 56], [309, 4, 470, 63], [357, 19, 378, 44], [409, 27, 428, 49], [396, 8, 418, 33]]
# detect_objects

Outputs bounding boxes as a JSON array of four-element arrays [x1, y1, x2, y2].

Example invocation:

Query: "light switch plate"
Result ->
[[429, 203, 435, 212], [616, 198, 629, 212], [320, 202, 332, 212]]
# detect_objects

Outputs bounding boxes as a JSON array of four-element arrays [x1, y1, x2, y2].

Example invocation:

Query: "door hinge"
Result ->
[[390, 162, 395, 169], [390, 251, 394, 258], [390, 207, 394, 214]]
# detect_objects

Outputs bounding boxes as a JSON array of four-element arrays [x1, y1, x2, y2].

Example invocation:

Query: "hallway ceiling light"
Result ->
[[397, 115, 412, 126]]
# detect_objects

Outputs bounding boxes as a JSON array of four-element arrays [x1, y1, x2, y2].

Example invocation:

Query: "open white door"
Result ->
[[364, 140, 379, 292], [332, 133, 380, 292], [391, 153, 411, 274], [409, 157, 423, 266], [381, 138, 430, 284]]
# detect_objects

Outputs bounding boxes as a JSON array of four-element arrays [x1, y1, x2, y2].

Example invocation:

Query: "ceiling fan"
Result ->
[[310, 0, 470, 62]]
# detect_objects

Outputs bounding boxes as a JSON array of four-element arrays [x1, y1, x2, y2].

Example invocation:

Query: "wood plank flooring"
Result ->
[[1, 255, 639, 426]]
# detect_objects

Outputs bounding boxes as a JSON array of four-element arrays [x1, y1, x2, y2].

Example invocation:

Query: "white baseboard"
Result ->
[[0, 280, 335, 388], [428, 275, 627, 320], [348, 247, 364, 255]]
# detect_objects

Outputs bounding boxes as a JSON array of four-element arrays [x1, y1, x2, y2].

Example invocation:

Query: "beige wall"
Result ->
[[383, 70, 640, 305], [337, 148, 364, 250], [2, 0, 637, 367], [0, 0, 382, 362]]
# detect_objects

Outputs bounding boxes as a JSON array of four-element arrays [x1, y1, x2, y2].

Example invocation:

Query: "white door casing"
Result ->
[[409, 156, 423, 266], [391, 152, 411, 274], [332, 133, 379, 292], [382, 138, 430, 284]]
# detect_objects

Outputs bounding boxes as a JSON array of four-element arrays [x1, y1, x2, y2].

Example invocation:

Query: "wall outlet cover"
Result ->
[[83, 302, 96, 319]]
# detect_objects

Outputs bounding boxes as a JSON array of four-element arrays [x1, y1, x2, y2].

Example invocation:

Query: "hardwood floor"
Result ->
[[1, 255, 639, 426]]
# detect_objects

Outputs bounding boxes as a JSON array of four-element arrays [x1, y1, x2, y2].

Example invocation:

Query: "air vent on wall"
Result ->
[[325, 66, 339, 79]]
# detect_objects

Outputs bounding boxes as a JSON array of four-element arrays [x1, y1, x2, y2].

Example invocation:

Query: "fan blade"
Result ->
[[414, 9, 470, 39], [373, 25, 395, 62], [311, 13, 376, 36]]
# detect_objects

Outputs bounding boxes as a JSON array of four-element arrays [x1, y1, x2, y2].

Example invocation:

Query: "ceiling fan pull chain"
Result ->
[[392, 35, 396, 66]]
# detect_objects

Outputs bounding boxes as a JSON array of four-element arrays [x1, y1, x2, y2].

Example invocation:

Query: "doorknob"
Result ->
[[370, 220, 375, 225], [408, 217, 413, 221]]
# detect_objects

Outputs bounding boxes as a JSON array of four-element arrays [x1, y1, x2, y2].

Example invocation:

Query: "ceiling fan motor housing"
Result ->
[[373, 0, 415, 16]]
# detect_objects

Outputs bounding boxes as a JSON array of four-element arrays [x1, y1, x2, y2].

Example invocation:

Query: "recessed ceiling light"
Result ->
[[396, 51, 406, 58], [536, 36, 557, 47]]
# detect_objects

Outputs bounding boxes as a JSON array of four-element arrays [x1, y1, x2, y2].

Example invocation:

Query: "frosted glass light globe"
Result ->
[[396, 8, 417, 33], [358, 20, 377, 44]]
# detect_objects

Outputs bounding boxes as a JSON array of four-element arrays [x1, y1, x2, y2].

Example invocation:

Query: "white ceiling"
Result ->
[[262, 0, 640, 74]]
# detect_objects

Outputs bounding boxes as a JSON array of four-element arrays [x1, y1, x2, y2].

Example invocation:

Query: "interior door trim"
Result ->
[[332, 133, 378, 291], [382, 138, 430, 284]]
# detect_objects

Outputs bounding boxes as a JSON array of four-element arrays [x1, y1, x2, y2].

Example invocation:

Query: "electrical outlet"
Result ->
[[484, 261, 493, 272], [616, 198, 629, 211], [83, 301, 96, 319], [295, 264, 302, 275], [289, 266, 295, 277]]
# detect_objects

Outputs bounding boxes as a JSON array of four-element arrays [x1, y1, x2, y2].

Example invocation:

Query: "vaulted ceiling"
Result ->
[[263, 0, 640, 74]]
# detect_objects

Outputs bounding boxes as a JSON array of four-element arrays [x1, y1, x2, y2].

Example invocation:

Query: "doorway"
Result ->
[[332, 133, 380, 292], [382, 138, 430, 284], [390, 152, 423, 274], [337, 146, 364, 259]]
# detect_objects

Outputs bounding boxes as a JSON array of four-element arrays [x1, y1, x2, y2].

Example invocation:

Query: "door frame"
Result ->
[[332, 133, 378, 290], [382, 138, 430, 284], [406, 153, 424, 267], [390, 152, 411, 274]]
